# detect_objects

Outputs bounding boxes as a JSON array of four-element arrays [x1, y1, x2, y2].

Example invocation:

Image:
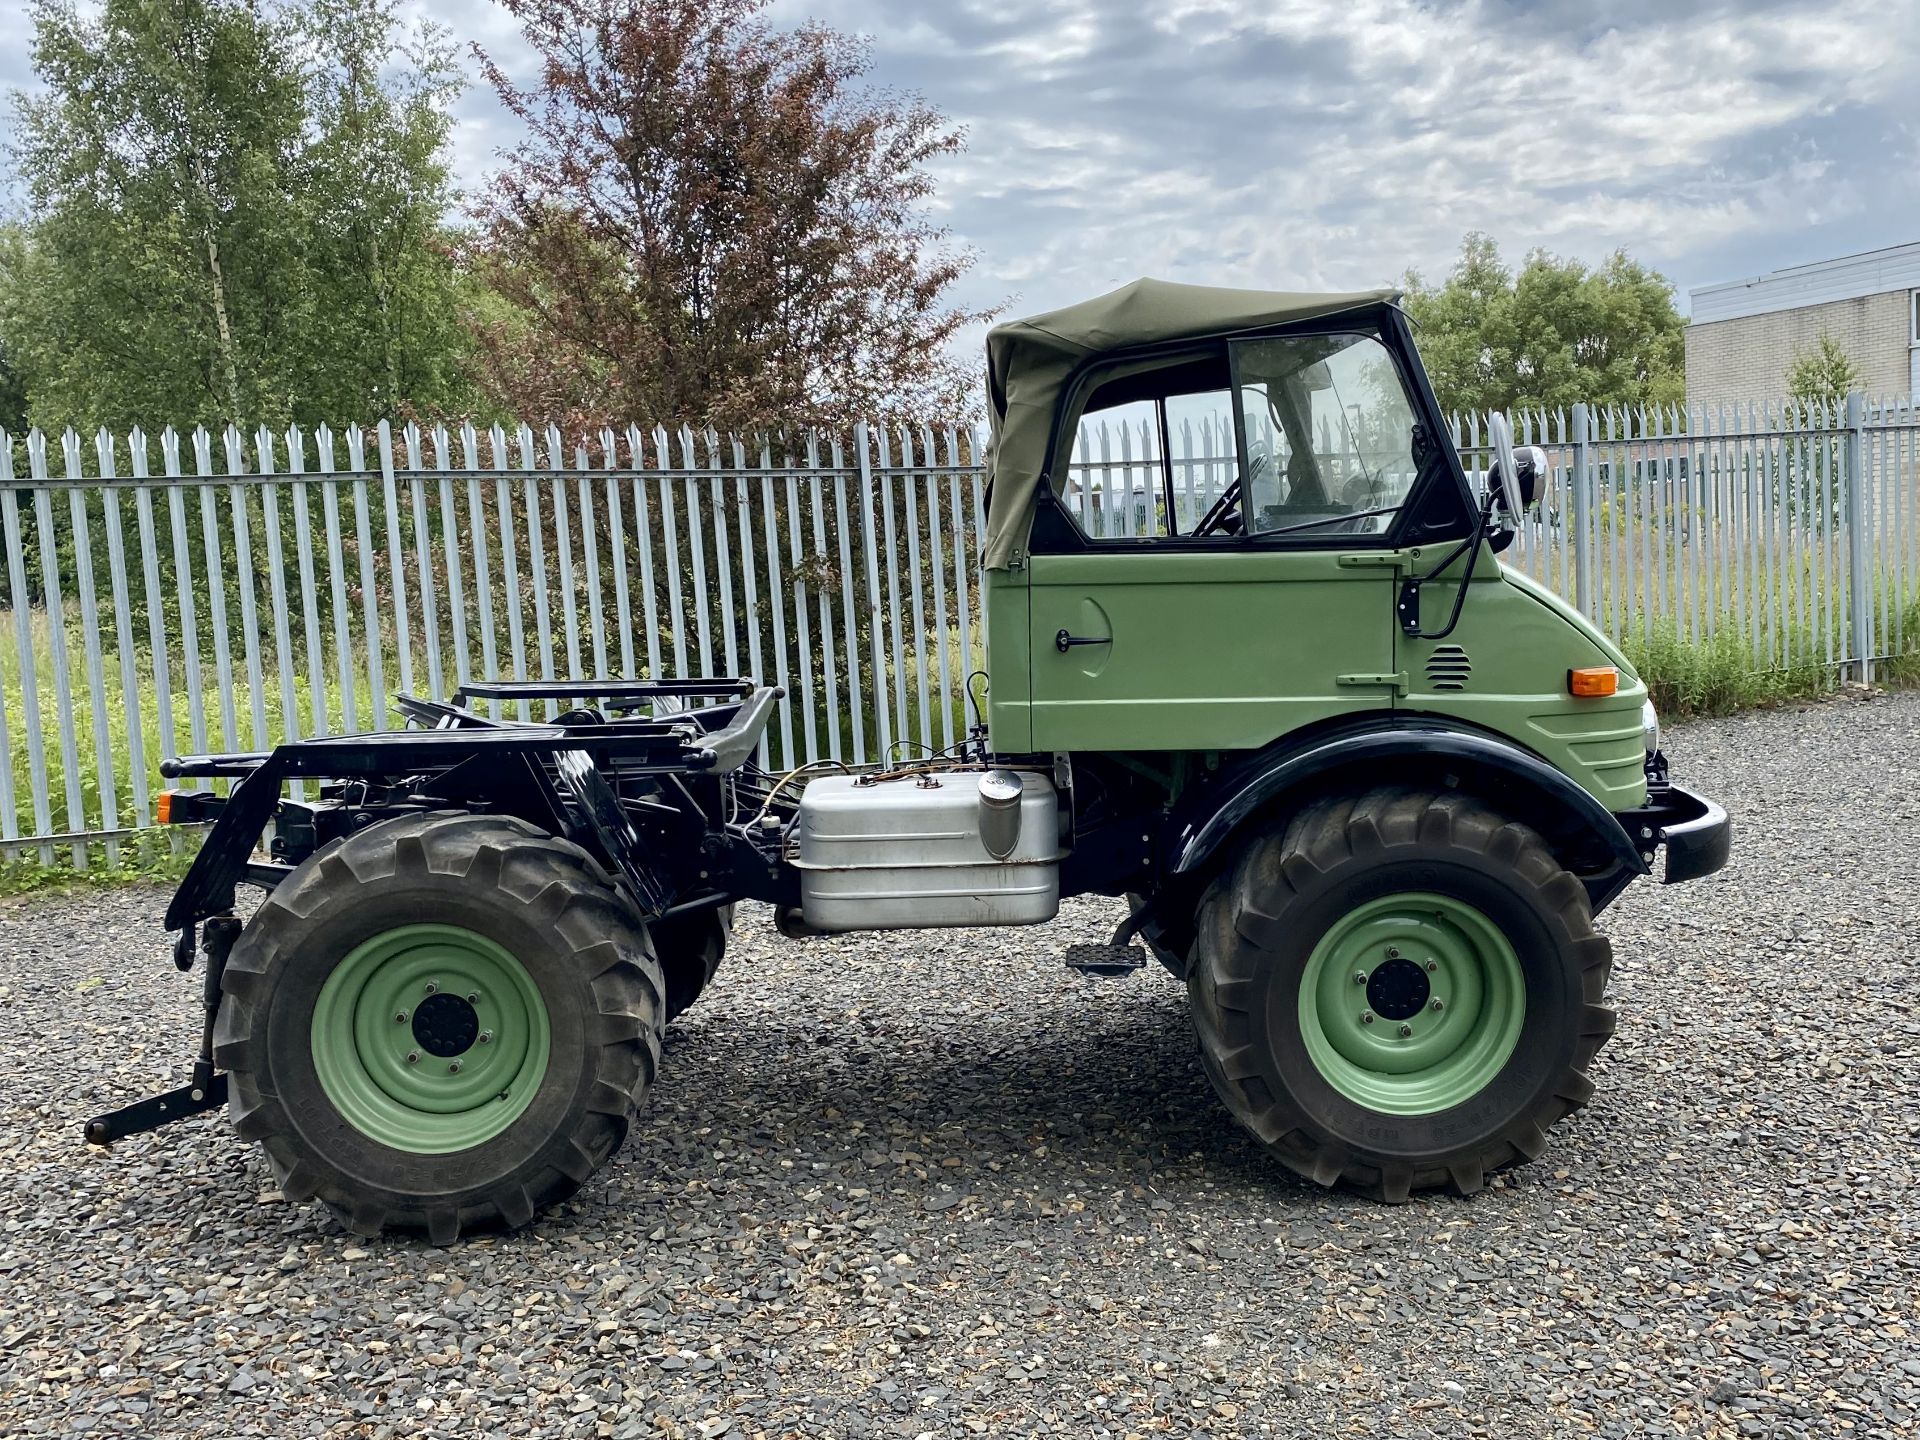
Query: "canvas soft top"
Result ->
[[981, 277, 1397, 569]]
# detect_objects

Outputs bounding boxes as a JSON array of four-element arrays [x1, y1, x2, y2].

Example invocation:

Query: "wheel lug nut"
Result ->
[[424, 980, 438, 995], [1353, 971, 1368, 986], [1399, 1023, 1413, 1037], [467, 993, 480, 1005], [1361, 1011, 1375, 1024], [1386, 946, 1400, 959], [1424, 959, 1437, 973], [1430, 998, 1444, 1012], [394, 1011, 407, 1024], [449, 1061, 462, 1074], [406, 1051, 420, 1064], [477, 1030, 493, 1044]]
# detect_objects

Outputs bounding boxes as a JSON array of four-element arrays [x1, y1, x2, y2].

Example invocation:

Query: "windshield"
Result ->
[[1233, 331, 1421, 537]]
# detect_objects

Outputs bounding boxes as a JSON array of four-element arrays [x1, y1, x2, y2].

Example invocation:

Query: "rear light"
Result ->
[[155, 790, 176, 825], [1567, 667, 1619, 698]]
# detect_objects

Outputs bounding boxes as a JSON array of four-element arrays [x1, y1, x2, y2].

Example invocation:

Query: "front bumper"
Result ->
[[1615, 781, 1731, 885]]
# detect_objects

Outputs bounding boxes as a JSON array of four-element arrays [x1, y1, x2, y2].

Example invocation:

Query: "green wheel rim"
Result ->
[[311, 924, 551, 1154], [1298, 893, 1525, 1117]]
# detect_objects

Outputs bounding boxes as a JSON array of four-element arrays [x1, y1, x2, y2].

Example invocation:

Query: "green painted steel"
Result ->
[[1017, 549, 1395, 752], [1399, 551, 1650, 810], [310, 924, 551, 1154], [999, 536, 1648, 817], [984, 566, 1033, 752], [1297, 892, 1526, 1116]]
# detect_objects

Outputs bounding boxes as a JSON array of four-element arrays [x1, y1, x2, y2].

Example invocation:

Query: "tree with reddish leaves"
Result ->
[[467, 0, 995, 433]]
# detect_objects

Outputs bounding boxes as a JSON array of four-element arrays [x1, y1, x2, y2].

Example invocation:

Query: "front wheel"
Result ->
[[1187, 787, 1614, 1201], [213, 812, 664, 1241], [652, 906, 729, 1022]]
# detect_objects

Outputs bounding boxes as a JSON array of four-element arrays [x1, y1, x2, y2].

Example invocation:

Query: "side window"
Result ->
[[1058, 363, 1237, 540], [1062, 398, 1166, 538], [1232, 332, 1421, 539]]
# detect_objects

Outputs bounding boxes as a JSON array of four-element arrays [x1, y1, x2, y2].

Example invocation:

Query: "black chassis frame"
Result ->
[[86, 678, 796, 1146]]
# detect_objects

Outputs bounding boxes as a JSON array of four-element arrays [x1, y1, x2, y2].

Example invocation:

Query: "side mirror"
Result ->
[[1511, 446, 1547, 508], [1487, 413, 1522, 518], [1485, 414, 1544, 514]]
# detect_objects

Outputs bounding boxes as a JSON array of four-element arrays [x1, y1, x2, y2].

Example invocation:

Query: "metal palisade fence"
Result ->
[[1463, 396, 1920, 677], [0, 420, 988, 867], [0, 396, 1917, 866]]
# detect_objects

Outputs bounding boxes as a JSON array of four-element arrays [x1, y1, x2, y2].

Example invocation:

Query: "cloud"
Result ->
[[764, 0, 1920, 327]]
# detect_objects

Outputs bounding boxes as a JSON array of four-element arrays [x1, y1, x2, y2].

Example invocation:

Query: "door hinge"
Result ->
[[1336, 670, 1408, 693], [1336, 552, 1411, 569]]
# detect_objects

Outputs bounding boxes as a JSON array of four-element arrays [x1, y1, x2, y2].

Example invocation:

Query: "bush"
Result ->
[[1618, 618, 1829, 719]]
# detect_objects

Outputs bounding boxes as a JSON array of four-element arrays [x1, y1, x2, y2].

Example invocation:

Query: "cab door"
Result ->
[[1025, 547, 1395, 752]]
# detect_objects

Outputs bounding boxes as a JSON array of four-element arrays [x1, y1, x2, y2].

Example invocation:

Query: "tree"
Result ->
[[468, 0, 996, 432], [0, 226, 29, 434], [3, 0, 474, 434], [286, 0, 476, 421], [1785, 333, 1858, 410], [1402, 233, 1687, 417]]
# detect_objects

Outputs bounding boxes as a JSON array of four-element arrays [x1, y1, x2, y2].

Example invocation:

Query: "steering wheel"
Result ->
[[1193, 442, 1265, 538], [1193, 479, 1242, 537]]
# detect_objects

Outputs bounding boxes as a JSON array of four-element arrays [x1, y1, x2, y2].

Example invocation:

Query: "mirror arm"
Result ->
[[1401, 490, 1498, 641]]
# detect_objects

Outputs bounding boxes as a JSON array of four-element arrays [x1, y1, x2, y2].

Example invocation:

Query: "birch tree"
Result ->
[[3, 0, 473, 433]]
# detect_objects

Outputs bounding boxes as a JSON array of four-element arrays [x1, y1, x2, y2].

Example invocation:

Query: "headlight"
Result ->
[[1641, 698, 1660, 755]]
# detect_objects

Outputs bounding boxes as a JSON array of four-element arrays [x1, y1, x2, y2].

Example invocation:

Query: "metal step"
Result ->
[[1064, 942, 1147, 978]]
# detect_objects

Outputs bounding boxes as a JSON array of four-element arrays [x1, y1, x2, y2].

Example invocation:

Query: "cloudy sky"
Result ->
[[5, 0, 1919, 341]]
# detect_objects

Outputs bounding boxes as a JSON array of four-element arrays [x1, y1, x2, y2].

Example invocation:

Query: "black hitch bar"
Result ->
[[84, 915, 242, 1146]]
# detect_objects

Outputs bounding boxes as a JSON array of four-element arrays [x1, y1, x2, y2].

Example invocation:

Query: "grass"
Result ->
[[0, 603, 386, 893], [0, 830, 198, 898], [1617, 618, 1833, 719]]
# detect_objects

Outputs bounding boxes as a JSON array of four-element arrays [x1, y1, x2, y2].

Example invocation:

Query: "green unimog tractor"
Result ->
[[90, 279, 1729, 1238]]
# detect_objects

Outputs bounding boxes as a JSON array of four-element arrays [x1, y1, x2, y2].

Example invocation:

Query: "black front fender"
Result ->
[[1169, 717, 1649, 907]]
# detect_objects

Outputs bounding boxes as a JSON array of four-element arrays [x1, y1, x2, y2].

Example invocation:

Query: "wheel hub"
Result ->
[[1299, 893, 1526, 1116], [411, 992, 480, 1057], [1364, 956, 1431, 1021], [310, 924, 550, 1154]]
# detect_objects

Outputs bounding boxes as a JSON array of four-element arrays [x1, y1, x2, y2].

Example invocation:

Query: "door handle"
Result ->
[[1055, 629, 1112, 653]]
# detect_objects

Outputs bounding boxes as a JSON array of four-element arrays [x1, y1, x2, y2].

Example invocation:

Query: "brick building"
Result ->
[[1685, 241, 1920, 408]]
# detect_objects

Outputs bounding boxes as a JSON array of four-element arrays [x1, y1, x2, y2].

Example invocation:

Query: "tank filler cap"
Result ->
[[978, 770, 1026, 859]]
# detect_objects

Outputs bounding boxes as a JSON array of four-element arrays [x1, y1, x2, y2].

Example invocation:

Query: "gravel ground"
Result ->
[[3, 691, 1919, 1439]]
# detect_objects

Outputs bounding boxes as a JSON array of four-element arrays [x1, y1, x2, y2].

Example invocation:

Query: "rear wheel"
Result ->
[[1187, 787, 1613, 1201], [214, 811, 663, 1241]]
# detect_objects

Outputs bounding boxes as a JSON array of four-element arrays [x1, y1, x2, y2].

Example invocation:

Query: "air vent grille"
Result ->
[[1427, 644, 1471, 691]]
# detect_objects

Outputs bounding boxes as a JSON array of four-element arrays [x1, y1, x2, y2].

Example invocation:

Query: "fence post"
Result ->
[[1844, 390, 1872, 683], [1570, 402, 1592, 617]]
